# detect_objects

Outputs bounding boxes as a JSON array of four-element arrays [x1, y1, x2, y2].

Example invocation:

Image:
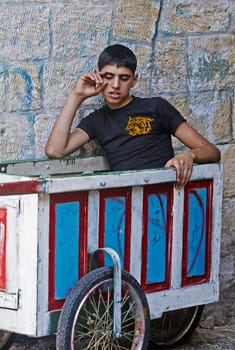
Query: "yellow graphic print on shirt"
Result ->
[[125, 116, 154, 136]]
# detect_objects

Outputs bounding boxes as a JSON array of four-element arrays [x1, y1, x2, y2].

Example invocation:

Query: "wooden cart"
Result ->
[[0, 157, 223, 349]]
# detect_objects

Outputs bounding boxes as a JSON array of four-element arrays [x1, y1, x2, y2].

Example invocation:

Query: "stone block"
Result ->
[[43, 61, 88, 109], [52, 5, 112, 58], [130, 44, 152, 97], [168, 91, 232, 148], [222, 144, 235, 197], [8, 64, 41, 112], [159, 0, 230, 34], [0, 112, 35, 160], [34, 114, 54, 159], [152, 38, 187, 93], [0, 6, 50, 60], [220, 197, 235, 262], [233, 94, 235, 141], [113, 0, 159, 42], [0, 65, 6, 113], [188, 35, 235, 90], [231, 0, 235, 32]]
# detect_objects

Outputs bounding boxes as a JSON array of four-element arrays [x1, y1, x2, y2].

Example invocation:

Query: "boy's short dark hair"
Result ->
[[98, 44, 137, 74]]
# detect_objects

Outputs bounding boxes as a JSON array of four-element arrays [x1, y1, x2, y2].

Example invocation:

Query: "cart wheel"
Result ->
[[149, 305, 204, 349], [0, 331, 15, 350], [56, 267, 150, 350]]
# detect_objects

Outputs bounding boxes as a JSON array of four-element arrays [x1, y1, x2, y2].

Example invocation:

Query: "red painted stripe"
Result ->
[[0, 208, 7, 289], [0, 180, 41, 195]]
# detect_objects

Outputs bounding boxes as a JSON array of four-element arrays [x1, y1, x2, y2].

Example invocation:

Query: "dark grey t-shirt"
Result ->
[[78, 96, 186, 170]]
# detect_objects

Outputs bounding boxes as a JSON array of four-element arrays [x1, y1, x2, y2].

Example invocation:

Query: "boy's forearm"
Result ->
[[45, 92, 85, 157], [188, 144, 221, 164]]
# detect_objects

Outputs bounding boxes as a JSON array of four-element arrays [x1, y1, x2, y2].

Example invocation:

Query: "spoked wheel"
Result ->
[[0, 330, 15, 350], [57, 267, 150, 350], [149, 305, 204, 349]]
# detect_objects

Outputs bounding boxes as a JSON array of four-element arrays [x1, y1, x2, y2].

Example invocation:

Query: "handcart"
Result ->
[[0, 157, 223, 349]]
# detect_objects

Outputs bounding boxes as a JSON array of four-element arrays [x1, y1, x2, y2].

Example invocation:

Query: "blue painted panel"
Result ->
[[187, 189, 207, 277], [147, 194, 167, 283], [55, 202, 79, 299], [104, 197, 125, 269]]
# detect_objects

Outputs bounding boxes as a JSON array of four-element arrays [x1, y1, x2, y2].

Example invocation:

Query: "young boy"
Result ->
[[45, 44, 220, 188]]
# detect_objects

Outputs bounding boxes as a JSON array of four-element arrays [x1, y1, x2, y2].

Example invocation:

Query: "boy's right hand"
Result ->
[[73, 71, 107, 99]]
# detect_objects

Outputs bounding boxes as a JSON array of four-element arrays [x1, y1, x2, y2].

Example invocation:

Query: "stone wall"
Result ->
[[0, 0, 234, 325]]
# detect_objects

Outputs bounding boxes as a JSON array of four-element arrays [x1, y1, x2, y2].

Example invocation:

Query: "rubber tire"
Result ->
[[0, 331, 16, 350], [56, 267, 150, 350], [148, 305, 204, 349]]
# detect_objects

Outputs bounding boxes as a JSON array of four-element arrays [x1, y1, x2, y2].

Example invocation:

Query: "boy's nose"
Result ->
[[112, 76, 120, 88]]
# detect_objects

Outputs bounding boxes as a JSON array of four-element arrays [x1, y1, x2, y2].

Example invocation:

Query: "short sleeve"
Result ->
[[77, 112, 97, 140], [156, 98, 186, 135]]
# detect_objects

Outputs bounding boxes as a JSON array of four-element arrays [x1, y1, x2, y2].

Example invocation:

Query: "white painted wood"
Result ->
[[36, 194, 51, 336], [42, 163, 222, 194], [1, 156, 109, 176], [170, 188, 184, 289], [87, 191, 100, 255], [129, 186, 143, 283], [0, 174, 32, 182], [209, 164, 223, 294], [147, 282, 219, 319]]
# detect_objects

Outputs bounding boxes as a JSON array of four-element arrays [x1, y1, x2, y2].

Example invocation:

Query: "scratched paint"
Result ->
[[198, 53, 229, 82], [103, 197, 126, 269], [187, 189, 207, 277]]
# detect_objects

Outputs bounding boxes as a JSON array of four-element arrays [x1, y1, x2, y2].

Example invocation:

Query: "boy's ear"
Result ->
[[132, 73, 138, 87]]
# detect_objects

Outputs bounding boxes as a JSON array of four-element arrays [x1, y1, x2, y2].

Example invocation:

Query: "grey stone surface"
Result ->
[[7, 320, 235, 349]]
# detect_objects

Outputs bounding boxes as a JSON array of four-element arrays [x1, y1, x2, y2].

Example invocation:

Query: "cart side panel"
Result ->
[[48, 192, 88, 311]]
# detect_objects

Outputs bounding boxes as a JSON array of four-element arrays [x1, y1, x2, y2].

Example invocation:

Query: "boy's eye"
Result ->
[[120, 75, 130, 81], [103, 74, 113, 80], [102, 73, 131, 81]]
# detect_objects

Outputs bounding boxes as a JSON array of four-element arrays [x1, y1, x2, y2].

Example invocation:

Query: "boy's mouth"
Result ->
[[109, 92, 121, 98]]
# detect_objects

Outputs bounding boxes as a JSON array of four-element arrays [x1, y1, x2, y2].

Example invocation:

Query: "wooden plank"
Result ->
[[0, 156, 109, 176], [42, 163, 222, 194]]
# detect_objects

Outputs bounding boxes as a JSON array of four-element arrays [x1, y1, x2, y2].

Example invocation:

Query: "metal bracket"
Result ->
[[0, 164, 7, 173], [0, 289, 19, 310]]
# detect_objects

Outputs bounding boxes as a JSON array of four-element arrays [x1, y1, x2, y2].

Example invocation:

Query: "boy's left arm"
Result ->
[[164, 122, 221, 189]]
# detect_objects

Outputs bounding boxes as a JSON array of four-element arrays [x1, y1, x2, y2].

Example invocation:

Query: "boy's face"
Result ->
[[99, 64, 138, 109]]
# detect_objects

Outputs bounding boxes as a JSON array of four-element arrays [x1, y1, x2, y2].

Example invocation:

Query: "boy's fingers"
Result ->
[[164, 157, 193, 189]]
